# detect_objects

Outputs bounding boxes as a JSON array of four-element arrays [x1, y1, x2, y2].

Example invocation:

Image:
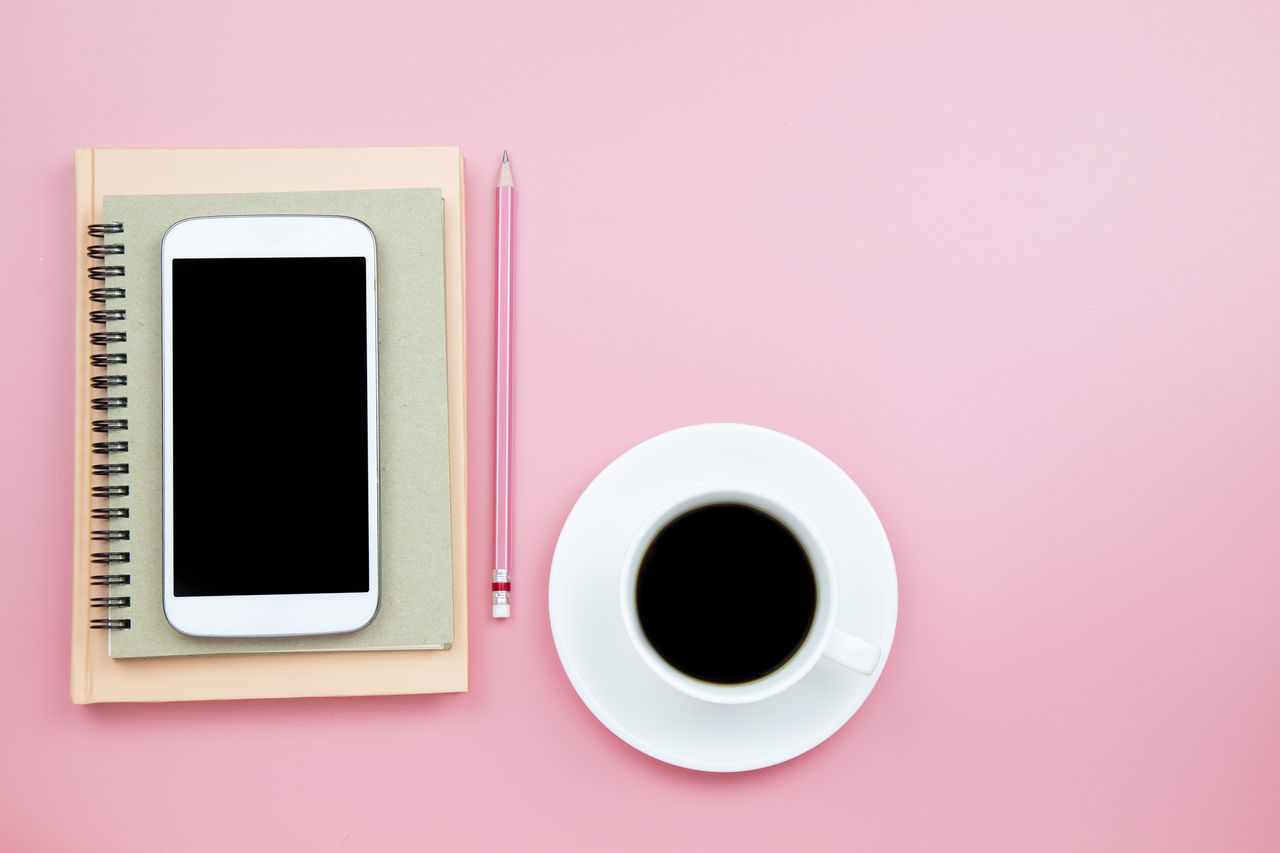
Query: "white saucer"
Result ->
[[548, 424, 898, 772]]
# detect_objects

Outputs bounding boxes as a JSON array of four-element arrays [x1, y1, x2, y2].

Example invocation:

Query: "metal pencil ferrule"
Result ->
[[492, 568, 510, 606]]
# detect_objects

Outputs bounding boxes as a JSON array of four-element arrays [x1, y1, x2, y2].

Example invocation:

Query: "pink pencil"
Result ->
[[493, 151, 514, 618]]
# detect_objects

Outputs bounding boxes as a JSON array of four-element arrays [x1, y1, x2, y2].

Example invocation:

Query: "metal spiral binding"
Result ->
[[92, 418, 128, 432], [87, 223, 131, 629], [90, 353, 127, 367], [92, 441, 128, 453], [91, 595, 133, 627]]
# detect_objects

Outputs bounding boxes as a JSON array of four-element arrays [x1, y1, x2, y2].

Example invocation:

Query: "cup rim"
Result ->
[[618, 485, 839, 705]]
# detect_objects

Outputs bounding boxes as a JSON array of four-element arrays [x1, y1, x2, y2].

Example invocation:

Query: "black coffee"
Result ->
[[635, 503, 817, 685]]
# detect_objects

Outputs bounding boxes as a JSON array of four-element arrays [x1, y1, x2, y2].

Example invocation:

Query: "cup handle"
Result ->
[[823, 630, 881, 676]]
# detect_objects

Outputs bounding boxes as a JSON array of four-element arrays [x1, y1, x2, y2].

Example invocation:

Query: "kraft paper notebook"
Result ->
[[71, 147, 469, 702], [100, 189, 452, 659]]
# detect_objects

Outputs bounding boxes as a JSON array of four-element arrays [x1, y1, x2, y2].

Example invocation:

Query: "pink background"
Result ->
[[3, 0, 1279, 849]]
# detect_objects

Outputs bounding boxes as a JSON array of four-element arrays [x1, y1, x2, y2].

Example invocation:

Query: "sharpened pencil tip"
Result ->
[[502, 150, 509, 163]]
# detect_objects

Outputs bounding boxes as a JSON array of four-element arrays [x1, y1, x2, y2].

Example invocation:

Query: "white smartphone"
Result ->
[[161, 215, 380, 637]]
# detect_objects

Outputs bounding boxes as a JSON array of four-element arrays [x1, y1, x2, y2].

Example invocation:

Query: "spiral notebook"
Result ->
[[93, 188, 453, 659], [71, 147, 469, 702]]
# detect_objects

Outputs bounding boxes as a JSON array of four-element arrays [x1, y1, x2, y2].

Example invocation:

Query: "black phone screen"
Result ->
[[170, 256, 372, 597]]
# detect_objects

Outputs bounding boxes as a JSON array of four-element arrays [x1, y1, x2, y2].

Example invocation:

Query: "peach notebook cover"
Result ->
[[71, 147, 468, 703]]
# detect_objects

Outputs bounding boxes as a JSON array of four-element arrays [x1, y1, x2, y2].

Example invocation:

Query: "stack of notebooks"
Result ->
[[71, 147, 469, 703]]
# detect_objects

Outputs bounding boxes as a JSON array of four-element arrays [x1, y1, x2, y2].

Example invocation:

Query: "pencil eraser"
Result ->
[[493, 603, 511, 618]]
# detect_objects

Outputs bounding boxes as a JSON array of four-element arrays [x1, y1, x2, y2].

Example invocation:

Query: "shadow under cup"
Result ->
[[633, 501, 819, 687]]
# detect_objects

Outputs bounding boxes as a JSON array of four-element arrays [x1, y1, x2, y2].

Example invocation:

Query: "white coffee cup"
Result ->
[[619, 486, 881, 705]]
